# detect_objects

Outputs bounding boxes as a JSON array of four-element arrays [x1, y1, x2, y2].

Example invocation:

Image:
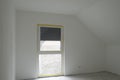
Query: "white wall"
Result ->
[[107, 45, 120, 75], [0, 26, 1, 52], [0, 0, 16, 80], [0, 15, 2, 79], [16, 10, 106, 80]]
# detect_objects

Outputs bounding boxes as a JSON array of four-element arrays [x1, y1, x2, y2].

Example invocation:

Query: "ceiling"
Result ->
[[15, 0, 98, 15], [15, 0, 120, 45]]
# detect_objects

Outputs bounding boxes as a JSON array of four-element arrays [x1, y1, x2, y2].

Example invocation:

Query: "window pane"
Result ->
[[40, 27, 61, 41], [39, 54, 62, 76], [40, 41, 61, 51]]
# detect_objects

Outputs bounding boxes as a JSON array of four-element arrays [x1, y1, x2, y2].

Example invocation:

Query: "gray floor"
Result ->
[[25, 71, 120, 80]]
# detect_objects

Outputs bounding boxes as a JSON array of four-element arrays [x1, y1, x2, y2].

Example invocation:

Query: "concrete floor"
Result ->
[[25, 71, 120, 80]]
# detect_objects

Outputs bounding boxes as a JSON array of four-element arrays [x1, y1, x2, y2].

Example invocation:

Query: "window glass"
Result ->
[[40, 41, 61, 51], [40, 27, 61, 51], [39, 54, 62, 76]]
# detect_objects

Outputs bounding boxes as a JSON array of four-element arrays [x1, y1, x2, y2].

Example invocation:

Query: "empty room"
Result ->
[[0, 0, 120, 80]]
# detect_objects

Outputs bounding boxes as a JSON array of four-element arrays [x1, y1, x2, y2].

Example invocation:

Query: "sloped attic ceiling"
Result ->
[[77, 0, 120, 45], [15, 0, 120, 45], [15, 0, 98, 15]]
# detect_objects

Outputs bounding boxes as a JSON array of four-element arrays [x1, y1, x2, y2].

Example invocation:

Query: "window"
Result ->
[[40, 27, 61, 51], [39, 54, 62, 76], [37, 24, 64, 77]]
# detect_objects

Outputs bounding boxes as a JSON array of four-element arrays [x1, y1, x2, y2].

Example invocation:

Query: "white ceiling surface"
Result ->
[[77, 0, 120, 44], [15, 0, 97, 15], [15, 0, 120, 44]]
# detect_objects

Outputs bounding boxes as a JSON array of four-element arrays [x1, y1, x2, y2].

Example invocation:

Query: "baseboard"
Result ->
[[64, 70, 107, 76]]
